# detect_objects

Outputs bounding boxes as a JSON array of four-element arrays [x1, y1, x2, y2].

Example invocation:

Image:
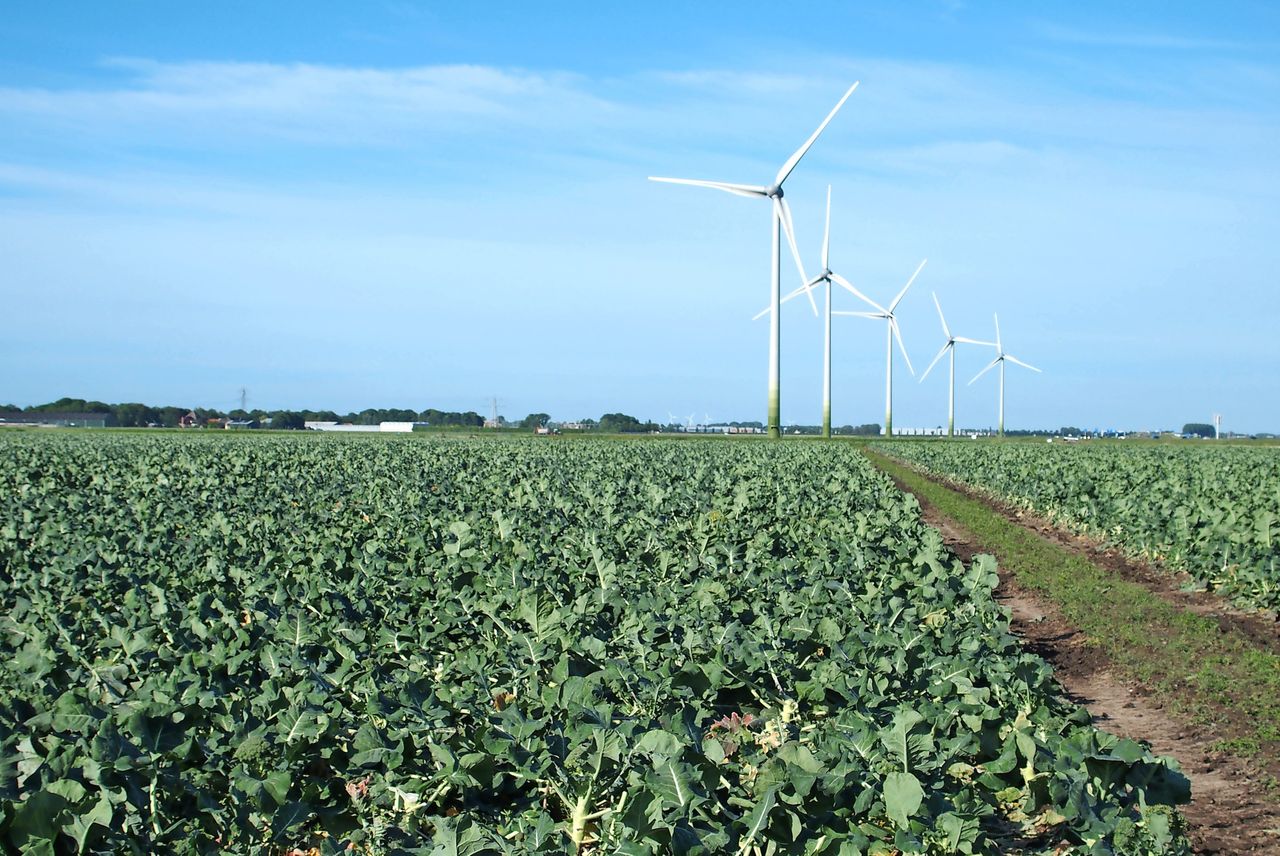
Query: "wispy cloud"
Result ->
[[1033, 21, 1250, 52], [0, 59, 617, 147]]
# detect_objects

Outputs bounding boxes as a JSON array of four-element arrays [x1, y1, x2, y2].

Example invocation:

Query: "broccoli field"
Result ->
[[873, 441, 1280, 612], [0, 433, 1192, 854]]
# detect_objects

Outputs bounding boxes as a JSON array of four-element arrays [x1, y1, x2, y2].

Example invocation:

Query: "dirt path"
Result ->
[[914, 494, 1280, 855]]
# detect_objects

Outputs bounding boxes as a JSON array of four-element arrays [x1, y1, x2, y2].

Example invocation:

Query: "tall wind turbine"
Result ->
[[969, 314, 1041, 436], [754, 186, 881, 438], [919, 293, 994, 438], [650, 82, 860, 438], [834, 260, 926, 437]]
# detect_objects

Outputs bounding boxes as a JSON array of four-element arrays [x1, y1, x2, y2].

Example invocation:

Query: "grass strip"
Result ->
[[867, 449, 1280, 775]]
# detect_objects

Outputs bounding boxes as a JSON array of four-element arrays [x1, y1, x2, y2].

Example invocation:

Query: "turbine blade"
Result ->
[[889, 259, 927, 313], [954, 336, 996, 346], [776, 197, 816, 315], [932, 291, 951, 339], [822, 185, 832, 272], [788, 281, 817, 300], [832, 310, 881, 318], [919, 341, 951, 382], [830, 272, 884, 312], [774, 81, 860, 187], [993, 313, 1002, 352], [1005, 354, 1042, 372], [648, 177, 768, 198], [754, 282, 817, 320], [969, 356, 1001, 385], [891, 318, 915, 375]]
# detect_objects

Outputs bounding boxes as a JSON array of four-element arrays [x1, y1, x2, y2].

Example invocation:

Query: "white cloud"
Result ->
[[0, 59, 616, 147]]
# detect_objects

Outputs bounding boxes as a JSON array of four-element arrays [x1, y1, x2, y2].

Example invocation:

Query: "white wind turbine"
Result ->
[[919, 293, 995, 438], [650, 82, 860, 439], [834, 260, 926, 437], [753, 186, 881, 438], [969, 314, 1041, 436]]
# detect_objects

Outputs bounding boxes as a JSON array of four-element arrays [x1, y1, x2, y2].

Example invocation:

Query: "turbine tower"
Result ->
[[834, 260, 926, 437], [969, 314, 1041, 437], [754, 187, 881, 438], [919, 293, 994, 438], [650, 82, 859, 438]]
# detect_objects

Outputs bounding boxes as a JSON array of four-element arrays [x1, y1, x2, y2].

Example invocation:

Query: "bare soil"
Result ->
[[906, 488, 1280, 855]]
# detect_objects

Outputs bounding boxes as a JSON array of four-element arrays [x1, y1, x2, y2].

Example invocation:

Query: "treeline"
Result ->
[[0, 398, 487, 429], [1, 399, 885, 436]]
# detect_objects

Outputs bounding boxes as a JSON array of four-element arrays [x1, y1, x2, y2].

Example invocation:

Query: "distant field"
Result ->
[[874, 440, 1280, 611], [0, 432, 1189, 853]]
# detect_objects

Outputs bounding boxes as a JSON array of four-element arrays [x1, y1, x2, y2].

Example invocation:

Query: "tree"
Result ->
[[419, 409, 484, 428], [850, 423, 882, 436], [599, 413, 649, 433], [27, 398, 113, 413], [1182, 423, 1214, 438], [156, 406, 189, 428], [113, 403, 159, 427], [272, 411, 306, 430], [520, 413, 551, 429]]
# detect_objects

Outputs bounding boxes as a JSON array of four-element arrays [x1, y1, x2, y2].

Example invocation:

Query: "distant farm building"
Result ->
[[305, 421, 425, 433], [884, 427, 946, 437], [0, 411, 115, 428], [682, 424, 766, 435]]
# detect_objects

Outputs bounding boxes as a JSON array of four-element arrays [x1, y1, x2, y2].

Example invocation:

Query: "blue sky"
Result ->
[[2, 2, 1277, 432]]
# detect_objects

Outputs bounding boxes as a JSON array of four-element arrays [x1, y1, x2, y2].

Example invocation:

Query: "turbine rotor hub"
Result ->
[[767, 184, 783, 198]]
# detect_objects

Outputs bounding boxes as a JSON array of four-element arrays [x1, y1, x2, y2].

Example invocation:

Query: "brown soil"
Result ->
[[905, 486, 1280, 855]]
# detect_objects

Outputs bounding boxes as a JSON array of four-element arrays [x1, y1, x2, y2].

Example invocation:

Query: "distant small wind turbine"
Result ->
[[754, 187, 881, 438], [834, 260, 927, 437], [919, 292, 995, 438], [650, 82, 860, 438], [969, 314, 1041, 437]]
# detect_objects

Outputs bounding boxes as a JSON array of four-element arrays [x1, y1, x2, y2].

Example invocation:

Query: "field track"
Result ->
[[869, 451, 1280, 855]]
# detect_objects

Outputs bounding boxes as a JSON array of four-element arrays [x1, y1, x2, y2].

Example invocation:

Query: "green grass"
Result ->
[[868, 449, 1280, 771]]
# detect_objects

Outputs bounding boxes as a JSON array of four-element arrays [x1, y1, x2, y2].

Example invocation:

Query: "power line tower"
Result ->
[[485, 396, 503, 429]]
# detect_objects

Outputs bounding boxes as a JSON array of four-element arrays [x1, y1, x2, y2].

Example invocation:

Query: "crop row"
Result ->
[[0, 433, 1189, 853], [873, 441, 1280, 612]]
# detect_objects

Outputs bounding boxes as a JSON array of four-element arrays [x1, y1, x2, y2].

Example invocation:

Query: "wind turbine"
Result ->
[[650, 82, 860, 439], [834, 260, 926, 437], [919, 293, 995, 438], [753, 187, 881, 438], [969, 314, 1041, 437]]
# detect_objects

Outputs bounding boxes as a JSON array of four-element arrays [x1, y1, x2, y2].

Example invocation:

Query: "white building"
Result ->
[[305, 421, 424, 433], [883, 427, 946, 437]]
